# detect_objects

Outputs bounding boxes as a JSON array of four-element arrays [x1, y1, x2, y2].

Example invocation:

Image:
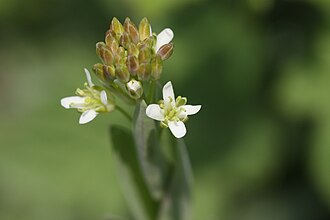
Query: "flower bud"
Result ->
[[101, 47, 114, 65], [137, 62, 151, 81], [96, 42, 106, 58], [138, 46, 152, 63], [151, 55, 163, 80], [127, 43, 139, 57], [139, 17, 151, 41], [127, 55, 139, 75], [103, 65, 116, 79], [126, 79, 143, 99], [157, 43, 174, 60], [120, 32, 131, 48], [115, 47, 126, 64], [115, 64, 130, 83], [110, 17, 124, 36], [106, 37, 119, 54], [124, 17, 139, 44], [93, 63, 106, 81]]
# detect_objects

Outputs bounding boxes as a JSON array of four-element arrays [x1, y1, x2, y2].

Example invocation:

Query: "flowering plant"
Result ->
[[61, 17, 201, 220]]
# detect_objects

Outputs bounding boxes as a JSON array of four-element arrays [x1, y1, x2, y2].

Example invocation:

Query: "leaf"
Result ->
[[109, 125, 157, 220], [157, 132, 193, 220], [132, 100, 170, 200]]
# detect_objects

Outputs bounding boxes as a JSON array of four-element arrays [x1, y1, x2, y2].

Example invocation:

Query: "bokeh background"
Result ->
[[1, 0, 330, 219]]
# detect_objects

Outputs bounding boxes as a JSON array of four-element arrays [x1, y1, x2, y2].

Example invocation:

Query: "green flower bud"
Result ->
[[120, 32, 131, 48], [157, 43, 174, 60], [115, 64, 130, 83], [103, 65, 116, 79], [126, 79, 143, 99], [138, 46, 152, 63], [93, 63, 106, 81], [127, 43, 139, 57], [124, 17, 139, 44], [137, 62, 151, 81], [151, 55, 163, 80], [115, 47, 126, 64], [110, 17, 124, 36], [139, 17, 151, 41], [96, 42, 106, 58], [127, 55, 139, 75]]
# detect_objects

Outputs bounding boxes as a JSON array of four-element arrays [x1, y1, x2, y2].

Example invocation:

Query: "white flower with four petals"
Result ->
[[146, 81, 201, 138], [61, 69, 115, 124]]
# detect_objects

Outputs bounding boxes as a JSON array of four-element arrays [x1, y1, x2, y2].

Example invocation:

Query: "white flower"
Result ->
[[126, 79, 143, 99], [146, 81, 201, 138], [155, 28, 174, 52], [61, 68, 115, 124]]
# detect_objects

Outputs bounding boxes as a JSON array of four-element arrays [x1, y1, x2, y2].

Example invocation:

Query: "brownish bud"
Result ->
[[103, 65, 116, 79], [137, 62, 151, 81], [124, 17, 139, 44], [96, 42, 106, 58], [120, 32, 131, 48], [101, 47, 114, 65], [141, 35, 156, 49], [127, 55, 139, 75], [151, 55, 163, 80], [115, 64, 130, 83], [139, 17, 151, 41], [127, 43, 139, 57], [105, 31, 116, 46], [114, 47, 126, 64], [157, 43, 174, 60], [138, 47, 152, 63]]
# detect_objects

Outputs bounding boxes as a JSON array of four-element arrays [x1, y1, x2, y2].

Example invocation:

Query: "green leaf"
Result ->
[[109, 125, 157, 220], [157, 132, 193, 220], [133, 100, 170, 200]]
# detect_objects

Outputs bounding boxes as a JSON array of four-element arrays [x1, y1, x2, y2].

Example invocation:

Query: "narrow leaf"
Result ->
[[109, 125, 157, 220]]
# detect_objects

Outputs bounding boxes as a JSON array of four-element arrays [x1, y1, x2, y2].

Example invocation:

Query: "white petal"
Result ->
[[168, 121, 186, 138], [163, 81, 175, 105], [100, 90, 107, 105], [146, 104, 164, 121], [79, 109, 98, 124], [61, 96, 85, 109], [84, 68, 94, 87], [182, 105, 201, 115], [156, 28, 174, 52]]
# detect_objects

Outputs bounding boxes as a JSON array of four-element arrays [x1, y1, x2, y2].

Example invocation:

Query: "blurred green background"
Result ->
[[1, 0, 330, 219]]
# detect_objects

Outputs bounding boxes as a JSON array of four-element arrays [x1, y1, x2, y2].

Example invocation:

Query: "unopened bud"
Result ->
[[110, 17, 124, 36], [96, 42, 106, 58], [101, 47, 114, 65], [115, 47, 126, 64], [139, 17, 151, 41], [126, 79, 143, 99], [157, 43, 174, 60], [127, 43, 139, 57], [93, 63, 106, 81], [124, 17, 139, 44], [137, 62, 151, 81], [115, 64, 130, 83], [127, 55, 139, 75], [107, 37, 119, 54], [138, 47, 152, 63], [151, 55, 163, 80], [103, 65, 116, 79], [141, 35, 156, 49], [120, 32, 131, 48]]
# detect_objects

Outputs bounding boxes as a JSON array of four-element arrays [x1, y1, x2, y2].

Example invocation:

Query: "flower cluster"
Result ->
[[93, 17, 174, 99], [60, 17, 201, 138]]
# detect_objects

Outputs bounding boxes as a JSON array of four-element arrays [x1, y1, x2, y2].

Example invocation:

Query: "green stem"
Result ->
[[147, 80, 156, 104], [116, 105, 132, 122]]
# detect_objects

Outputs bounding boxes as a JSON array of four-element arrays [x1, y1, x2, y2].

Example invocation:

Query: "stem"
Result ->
[[147, 80, 156, 104], [116, 105, 132, 122]]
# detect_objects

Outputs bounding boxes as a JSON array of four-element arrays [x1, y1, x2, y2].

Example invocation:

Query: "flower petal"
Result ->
[[79, 109, 98, 124], [163, 81, 175, 105], [100, 90, 107, 105], [168, 121, 186, 138], [61, 96, 85, 109], [146, 104, 164, 121], [182, 105, 201, 115], [156, 28, 174, 52], [84, 68, 94, 87]]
